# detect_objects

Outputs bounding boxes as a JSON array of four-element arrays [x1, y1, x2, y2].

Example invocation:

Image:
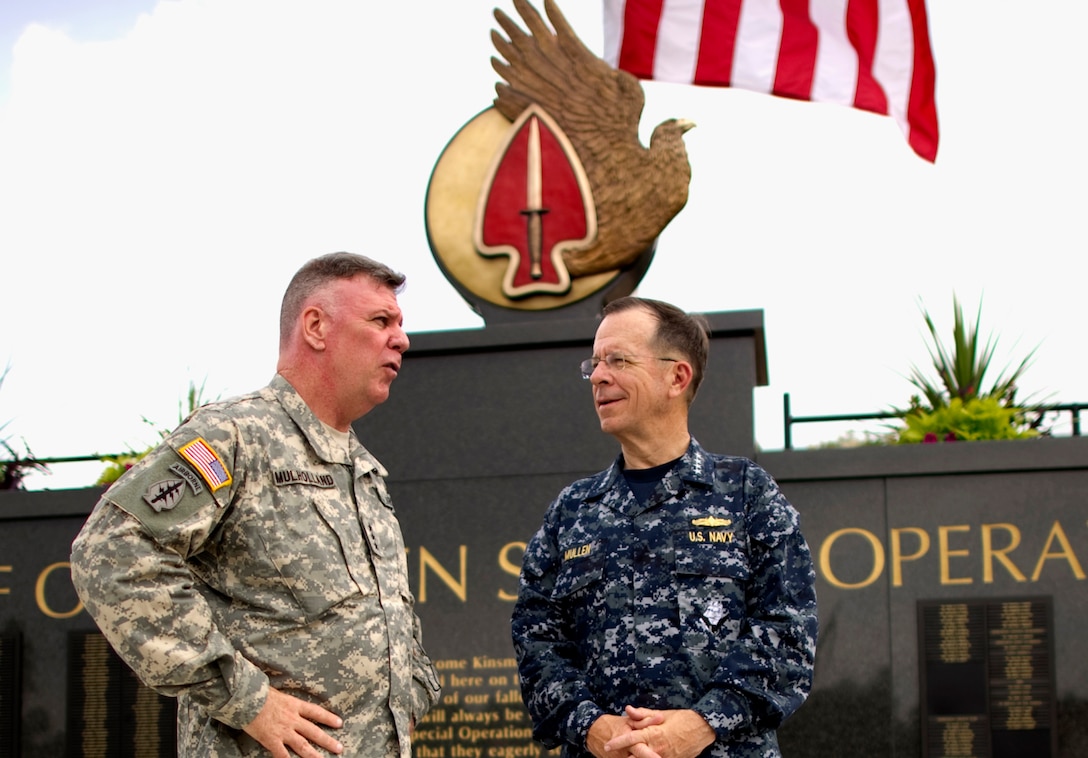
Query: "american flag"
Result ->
[[603, 0, 939, 162], [179, 438, 232, 491]]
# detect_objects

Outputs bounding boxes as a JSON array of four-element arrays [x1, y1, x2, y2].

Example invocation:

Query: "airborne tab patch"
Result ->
[[178, 438, 232, 492], [169, 462, 205, 495]]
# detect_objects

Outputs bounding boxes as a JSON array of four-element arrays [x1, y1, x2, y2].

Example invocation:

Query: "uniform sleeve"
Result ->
[[511, 504, 605, 750], [69, 425, 270, 730], [691, 462, 818, 741]]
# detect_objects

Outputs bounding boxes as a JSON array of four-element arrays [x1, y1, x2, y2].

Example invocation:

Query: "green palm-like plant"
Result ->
[[907, 296, 1037, 409], [895, 296, 1043, 443]]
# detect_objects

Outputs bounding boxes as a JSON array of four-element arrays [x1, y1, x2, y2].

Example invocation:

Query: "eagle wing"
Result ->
[[491, 0, 647, 186], [490, 0, 692, 277]]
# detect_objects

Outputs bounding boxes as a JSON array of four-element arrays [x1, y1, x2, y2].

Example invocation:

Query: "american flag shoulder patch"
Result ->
[[178, 437, 233, 492]]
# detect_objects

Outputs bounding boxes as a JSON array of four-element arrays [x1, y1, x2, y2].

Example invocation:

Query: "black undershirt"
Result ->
[[622, 455, 683, 505]]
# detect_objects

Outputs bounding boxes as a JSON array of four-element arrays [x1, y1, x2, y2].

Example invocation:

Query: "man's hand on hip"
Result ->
[[243, 686, 344, 758]]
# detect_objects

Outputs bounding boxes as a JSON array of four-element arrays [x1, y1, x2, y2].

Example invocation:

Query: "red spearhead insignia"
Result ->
[[474, 104, 597, 300]]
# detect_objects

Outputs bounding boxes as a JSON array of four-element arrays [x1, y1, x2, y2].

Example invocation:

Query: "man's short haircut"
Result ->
[[602, 296, 710, 400], [280, 252, 406, 344]]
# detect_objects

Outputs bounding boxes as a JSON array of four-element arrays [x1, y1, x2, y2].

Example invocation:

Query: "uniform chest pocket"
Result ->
[[552, 548, 604, 599], [247, 489, 369, 621], [552, 544, 605, 642], [673, 528, 750, 649]]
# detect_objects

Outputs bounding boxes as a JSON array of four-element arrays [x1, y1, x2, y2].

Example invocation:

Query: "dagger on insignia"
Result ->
[[520, 116, 549, 280]]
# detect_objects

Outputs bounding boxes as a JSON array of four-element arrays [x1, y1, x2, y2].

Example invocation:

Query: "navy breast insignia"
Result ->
[[689, 516, 736, 544], [692, 517, 732, 527]]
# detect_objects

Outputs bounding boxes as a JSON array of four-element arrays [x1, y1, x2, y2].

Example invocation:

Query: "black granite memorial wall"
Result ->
[[2, 312, 1086, 756]]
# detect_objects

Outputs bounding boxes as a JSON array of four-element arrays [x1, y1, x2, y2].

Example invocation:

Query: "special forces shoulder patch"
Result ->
[[178, 437, 232, 492], [143, 479, 186, 512]]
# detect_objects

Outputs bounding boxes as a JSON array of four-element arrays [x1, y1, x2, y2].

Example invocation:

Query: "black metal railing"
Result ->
[[782, 393, 1085, 450], [0, 453, 133, 491]]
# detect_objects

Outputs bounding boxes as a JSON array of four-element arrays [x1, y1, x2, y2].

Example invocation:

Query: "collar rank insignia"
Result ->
[[143, 479, 186, 513], [692, 516, 732, 528]]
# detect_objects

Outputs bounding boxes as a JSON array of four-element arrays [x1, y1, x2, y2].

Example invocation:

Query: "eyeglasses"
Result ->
[[580, 353, 678, 380]]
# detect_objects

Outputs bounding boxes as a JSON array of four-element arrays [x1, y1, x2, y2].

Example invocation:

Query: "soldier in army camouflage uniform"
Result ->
[[512, 297, 817, 758], [71, 253, 441, 757]]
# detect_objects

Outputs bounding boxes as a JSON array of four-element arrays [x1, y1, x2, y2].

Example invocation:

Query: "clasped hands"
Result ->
[[587, 706, 715, 758]]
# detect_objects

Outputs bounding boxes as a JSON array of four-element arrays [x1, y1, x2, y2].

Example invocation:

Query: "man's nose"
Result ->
[[391, 327, 410, 353]]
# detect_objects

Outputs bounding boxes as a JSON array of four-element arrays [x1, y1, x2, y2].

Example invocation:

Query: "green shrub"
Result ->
[[896, 396, 1038, 444]]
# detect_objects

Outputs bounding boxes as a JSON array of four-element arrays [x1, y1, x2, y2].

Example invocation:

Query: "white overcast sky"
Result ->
[[1, 0, 1085, 490]]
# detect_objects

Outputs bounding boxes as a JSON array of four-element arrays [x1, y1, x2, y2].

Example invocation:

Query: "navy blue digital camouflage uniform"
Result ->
[[512, 439, 817, 758]]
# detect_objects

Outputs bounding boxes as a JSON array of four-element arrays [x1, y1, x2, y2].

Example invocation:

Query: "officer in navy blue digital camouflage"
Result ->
[[512, 297, 817, 758], [71, 253, 441, 758]]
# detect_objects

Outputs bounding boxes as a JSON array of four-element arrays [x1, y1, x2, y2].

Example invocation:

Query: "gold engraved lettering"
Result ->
[[1031, 520, 1087, 580], [938, 604, 971, 663], [419, 546, 468, 603], [981, 523, 1027, 583], [938, 525, 973, 585], [35, 561, 82, 619], [818, 528, 885, 590], [890, 527, 929, 587], [939, 717, 979, 755], [497, 542, 525, 602]]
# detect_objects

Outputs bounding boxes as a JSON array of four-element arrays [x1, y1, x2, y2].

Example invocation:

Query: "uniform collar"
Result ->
[[269, 374, 387, 477], [587, 437, 714, 501]]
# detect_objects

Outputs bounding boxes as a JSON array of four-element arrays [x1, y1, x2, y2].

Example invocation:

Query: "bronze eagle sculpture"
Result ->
[[490, 0, 694, 279]]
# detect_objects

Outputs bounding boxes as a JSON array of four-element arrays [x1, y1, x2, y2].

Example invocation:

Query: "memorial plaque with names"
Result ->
[[918, 597, 1057, 758], [66, 631, 177, 758], [0, 633, 20, 758]]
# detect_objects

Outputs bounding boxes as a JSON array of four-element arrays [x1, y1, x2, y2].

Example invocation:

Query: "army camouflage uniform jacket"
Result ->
[[511, 439, 817, 758], [71, 374, 441, 757]]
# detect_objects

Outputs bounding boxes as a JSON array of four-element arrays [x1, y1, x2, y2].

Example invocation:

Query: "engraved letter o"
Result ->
[[36, 561, 83, 619], [819, 528, 885, 589]]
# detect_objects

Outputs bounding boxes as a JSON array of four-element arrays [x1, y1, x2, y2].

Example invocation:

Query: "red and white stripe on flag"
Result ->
[[602, 0, 939, 162]]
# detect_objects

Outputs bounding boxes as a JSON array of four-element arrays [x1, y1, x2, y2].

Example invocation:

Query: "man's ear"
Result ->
[[668, 360, 694, 399], [300, 305, 328, 351]]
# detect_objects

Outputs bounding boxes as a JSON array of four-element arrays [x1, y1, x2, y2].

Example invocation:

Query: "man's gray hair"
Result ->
[[279, 252, 406, 344]]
